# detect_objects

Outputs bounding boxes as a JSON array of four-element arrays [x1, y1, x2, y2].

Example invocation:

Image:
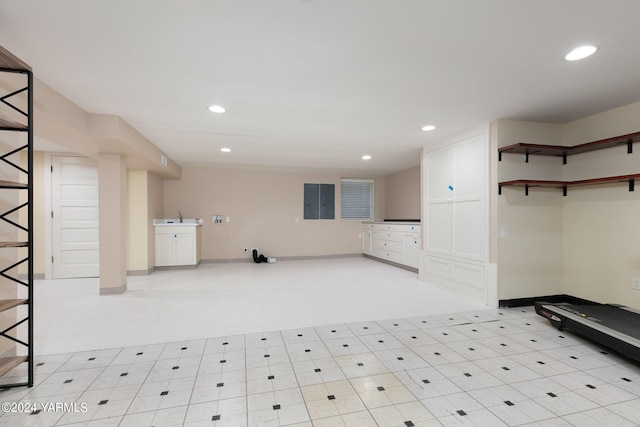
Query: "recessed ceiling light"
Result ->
[[208, 105, 226, 113], [362, 155, 372, 160], [421, 125, 436, 131], [220, 147, 231, 153], [565, 45, 598, 61]]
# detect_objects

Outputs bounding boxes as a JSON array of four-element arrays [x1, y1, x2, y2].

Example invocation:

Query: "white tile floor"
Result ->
[[1, 257, 640, 426]]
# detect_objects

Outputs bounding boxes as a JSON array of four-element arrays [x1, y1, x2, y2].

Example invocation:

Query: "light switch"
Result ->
[[226, 216, 230, 222]]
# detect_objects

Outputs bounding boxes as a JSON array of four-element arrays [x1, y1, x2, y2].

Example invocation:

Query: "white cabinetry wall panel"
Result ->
[[453, 137, 486, 198], [422, 130, 490, 304], [453, 199, 485, 260], [425, 254, 487, 302], [426, 146, 453, 199], [426, 202, 450, 254]]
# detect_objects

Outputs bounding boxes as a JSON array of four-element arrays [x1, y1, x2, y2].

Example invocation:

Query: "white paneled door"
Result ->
[[423, 131, 489, 304], [51, 156, 99, 278]]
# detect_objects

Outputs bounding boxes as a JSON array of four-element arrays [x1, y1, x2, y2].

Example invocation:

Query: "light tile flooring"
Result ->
[[2, 258, 640, 426]]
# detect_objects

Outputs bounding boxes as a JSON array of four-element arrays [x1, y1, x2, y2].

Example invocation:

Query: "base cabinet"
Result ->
[[154, 225, 201, 267], [362, 222, 421, 268]]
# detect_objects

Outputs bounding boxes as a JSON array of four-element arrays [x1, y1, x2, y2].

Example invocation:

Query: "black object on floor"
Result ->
[[535, 301, 640, 363], [252, 249, 268, 263]]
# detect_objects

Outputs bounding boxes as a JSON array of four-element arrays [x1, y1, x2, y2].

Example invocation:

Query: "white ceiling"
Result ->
[[2, 0, 640, 176]]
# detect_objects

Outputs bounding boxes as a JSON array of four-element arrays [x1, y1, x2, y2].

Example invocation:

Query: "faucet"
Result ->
[[178, 211, 183, 223]]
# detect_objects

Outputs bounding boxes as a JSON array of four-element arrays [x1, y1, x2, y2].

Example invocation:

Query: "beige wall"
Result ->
[[126, 170, 165, 273], [385, 166, 420, 220], [561, 101, 640, 308], [495, 107, 640, 310], [127, 170, 148, 272], [163, 167, 374, 260], [147, 172, 164, 269], [496, 120, 565, 300], [98, 154, 127, 294]]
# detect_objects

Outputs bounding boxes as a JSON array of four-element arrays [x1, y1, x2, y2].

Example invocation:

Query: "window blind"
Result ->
[[341, 179, 373, 220]]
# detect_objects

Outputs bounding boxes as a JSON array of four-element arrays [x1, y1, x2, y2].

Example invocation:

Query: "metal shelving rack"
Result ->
[[0, 45, 33, 388]]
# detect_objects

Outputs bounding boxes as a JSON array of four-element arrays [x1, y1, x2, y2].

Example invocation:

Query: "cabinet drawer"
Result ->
[[154, 225, 197, 235], [375, 231, 403, 242], [396, 224, 421, 233], [376, 249, 402, 263], [376, 240, 402, 252]]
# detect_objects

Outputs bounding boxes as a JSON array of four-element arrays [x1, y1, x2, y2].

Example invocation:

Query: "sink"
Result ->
[[153, 218, 202, 225]]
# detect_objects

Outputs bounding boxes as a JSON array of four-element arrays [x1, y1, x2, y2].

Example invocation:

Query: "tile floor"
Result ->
[[2, 306, 640, 426], [2, 258, 640, 426]]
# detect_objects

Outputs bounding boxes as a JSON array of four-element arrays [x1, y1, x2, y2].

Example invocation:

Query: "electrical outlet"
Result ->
[[632, 277, 640, 290]]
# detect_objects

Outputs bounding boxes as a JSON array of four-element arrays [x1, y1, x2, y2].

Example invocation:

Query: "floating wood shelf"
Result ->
[[0, 242, 28, 248], [499, 174, 640, 196], [0, 45, 31, 72], [0, 116, 27, 132], [0, 180, 28, 189], [0, 356, 28, 377], [0, 299, 27, 314], [499, 131, 640, 163]]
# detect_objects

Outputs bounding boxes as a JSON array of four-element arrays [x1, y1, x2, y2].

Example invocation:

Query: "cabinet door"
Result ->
[[175, 233, 196, 265], [426, 201, 451, 254], [452, 134, 486, 261], [363, 230, 373, 255], [424, 133, 486, 260], [425, 146, 454, 200], [155, 234, 173, 266], [403, 234, 421, 267]]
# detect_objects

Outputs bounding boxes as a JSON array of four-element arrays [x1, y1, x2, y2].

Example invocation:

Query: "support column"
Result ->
[[98, 154, 127, 295]]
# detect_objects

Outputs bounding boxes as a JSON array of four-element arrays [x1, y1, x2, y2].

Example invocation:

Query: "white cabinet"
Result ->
[[362, 222, 421, 268], [422, 131, 489, 304], [362, 228, 373, 255], [154, 225, 201, 267]]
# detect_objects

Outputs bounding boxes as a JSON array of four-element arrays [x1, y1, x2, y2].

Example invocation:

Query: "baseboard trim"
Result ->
[[200, 254, 363, 264], [100, 284, 127, 295], [499, 294, 597, 308], [363, 255, 418, 273], [127, 268, 155, 276], [153, 264, 199, 270]]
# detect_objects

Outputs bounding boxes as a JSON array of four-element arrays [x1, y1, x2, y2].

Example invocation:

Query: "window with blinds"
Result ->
[[341, 178, 373, 220]]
